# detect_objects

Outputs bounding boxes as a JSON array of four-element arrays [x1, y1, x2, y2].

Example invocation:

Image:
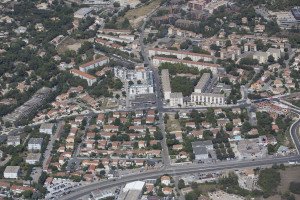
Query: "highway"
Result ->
[[60, 154, 300, 200]]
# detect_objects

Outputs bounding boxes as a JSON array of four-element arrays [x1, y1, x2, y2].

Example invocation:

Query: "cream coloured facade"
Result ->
[[191, 93, 225, 105], [149, 48, 214, 62]]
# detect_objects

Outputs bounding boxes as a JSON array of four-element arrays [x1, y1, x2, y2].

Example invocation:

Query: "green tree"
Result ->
[[268, 55, 275, 63], [113, 2, 120, 7], [23, 190, 33, 198], [225, 122, 233, 131], [178, 179, 185, 189], [257, 168, 281, 196]]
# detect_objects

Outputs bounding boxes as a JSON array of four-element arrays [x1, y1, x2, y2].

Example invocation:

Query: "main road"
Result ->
[[61, 154, 300, 200]]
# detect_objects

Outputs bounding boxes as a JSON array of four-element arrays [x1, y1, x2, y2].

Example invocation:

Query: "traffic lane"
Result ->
[[61, 155, 300, 200]]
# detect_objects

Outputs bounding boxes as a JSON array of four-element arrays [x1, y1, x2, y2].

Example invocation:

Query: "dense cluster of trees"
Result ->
[[219, 173, 264, 197], [257, 167, 281, 197], [158, 63, 200, 75]]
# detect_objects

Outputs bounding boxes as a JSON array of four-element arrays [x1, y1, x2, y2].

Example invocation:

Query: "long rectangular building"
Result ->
[[97, 34, 132, 44], [152, 56, 219, 74], [149, 48, 214, 62], [70, 69, 96, 86], [195, 73, 210, 93], [161, 69, 171, 100], [191, 93, 225, 105], [79, 56, 109, 73]]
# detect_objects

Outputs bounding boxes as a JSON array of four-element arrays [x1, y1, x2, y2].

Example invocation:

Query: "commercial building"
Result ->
[[161, 69, 171, 100], [192, 140, 214, 160], [237, 138, 263, 158], [195, 73, 210, 93], [275, 8, 300, 29], [40, 123, 55, 135], [3, 87, 52, 123], [28, 138, 44, 151], [148, 48, 214, 62], [4, 166, 20, 179], [7, 136, 20, 147], [170, 92, 183, 107], [74, 7, 93, 19], [91, 190, 114, 200], [79, 56, 109, 73], [120, 181, 145, 200], [152, 56, 219, 74], [26, 153, 42, 165], [70, 69, 97, 86]]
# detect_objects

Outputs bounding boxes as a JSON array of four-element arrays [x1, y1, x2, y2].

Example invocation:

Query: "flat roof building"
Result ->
[[170, 92, 183, 107], [74, 8, 93, 19], [7, 136, 20, 147], [4, 166, 20, 179], [26, 153, 42, 165], [161, 69, 171, 100], [195, 73, 210, 93], [70, 69, 97, 86]]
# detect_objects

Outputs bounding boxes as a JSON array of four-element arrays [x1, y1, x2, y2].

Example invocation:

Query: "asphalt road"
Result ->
[[60, 154, 300, 200]]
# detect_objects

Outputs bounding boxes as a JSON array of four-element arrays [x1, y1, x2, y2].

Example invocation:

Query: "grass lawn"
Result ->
[[117, 0, 160, 28]]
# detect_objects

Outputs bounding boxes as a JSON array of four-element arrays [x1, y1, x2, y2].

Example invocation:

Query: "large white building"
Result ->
[[74, 7, 93, 19], [195, 73, 211, 93], [148, 48, 214, 62], [152, 56, 219, 74], [191, 93, 225, 105], [39, 123, 55, 135], [28, 138, 44, 151], [161, 69, 171, 100], [4, 166, 20, 179], [7, 136, 20, 147], [70, 69, 97, 86], [114, 66, 154, 98], [26, 153, 42, 165], [170, 92, 183, 107], [79, 56, 109, 73]]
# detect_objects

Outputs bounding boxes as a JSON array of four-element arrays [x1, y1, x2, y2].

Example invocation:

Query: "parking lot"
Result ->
[[31, 167, 42, 183], [46, 178, 84, 199]]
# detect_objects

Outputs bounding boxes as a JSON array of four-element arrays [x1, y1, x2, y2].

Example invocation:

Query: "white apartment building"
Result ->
[[70, 69, 97, 86], [79, 56, 109, 73], [170, 92, 183, 107], [191, 93, 225, 105], [114, 66, 154, 98], [4, 166, 20, 179], [195, 73, 210, 93], [26, 153, 42, 165], [28, 138, 44, 151], [39, 123, 55, 134], [148, 48, 214, 62], [161, 69, 171, 100]]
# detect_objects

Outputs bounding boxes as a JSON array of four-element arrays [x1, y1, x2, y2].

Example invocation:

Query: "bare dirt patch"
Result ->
[[166, 114, 182, 132], [277, 166, 300, 199], [57, 37, 93, 54], [117, 0, 160, 28]]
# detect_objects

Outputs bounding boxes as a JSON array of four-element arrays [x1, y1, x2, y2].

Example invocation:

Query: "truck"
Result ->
[[288, 161, 298, 165]]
